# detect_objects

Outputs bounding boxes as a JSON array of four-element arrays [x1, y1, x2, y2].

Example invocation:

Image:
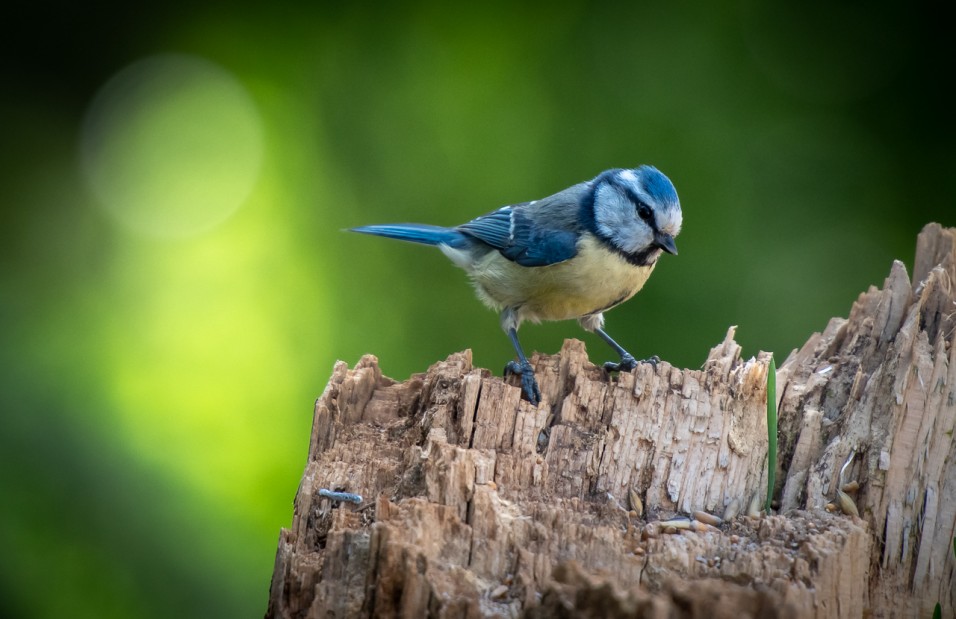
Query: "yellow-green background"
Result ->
[[1, 2, 951, 617]]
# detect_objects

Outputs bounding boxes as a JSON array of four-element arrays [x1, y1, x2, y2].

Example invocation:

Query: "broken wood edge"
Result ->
[[774, 222, 956, 617]]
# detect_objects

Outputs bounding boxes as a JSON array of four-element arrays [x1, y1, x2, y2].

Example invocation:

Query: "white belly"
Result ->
[[467, 235, 656, 323]]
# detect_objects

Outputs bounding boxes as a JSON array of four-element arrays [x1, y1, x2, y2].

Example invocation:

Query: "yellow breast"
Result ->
[[469, 235, 656, 323]]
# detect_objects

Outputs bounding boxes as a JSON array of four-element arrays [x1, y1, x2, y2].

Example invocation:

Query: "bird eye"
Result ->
[[637, 205, 653, 222]]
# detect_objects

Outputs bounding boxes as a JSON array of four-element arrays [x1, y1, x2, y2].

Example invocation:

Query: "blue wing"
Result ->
[[457, 205, 580, 267]]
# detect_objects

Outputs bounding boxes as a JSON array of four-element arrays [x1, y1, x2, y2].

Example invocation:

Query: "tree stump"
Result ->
[[267, 223, 956, 618]]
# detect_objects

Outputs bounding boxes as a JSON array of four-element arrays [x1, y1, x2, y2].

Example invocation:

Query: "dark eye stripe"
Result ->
[[623, 186, 654, 222]]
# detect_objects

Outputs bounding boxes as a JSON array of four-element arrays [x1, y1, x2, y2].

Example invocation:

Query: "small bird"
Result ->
[[351, 166, 682, 405]]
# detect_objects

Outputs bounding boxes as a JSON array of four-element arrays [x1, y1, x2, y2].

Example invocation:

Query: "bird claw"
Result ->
[[505, 360, 541, 405], [603, 354, 659, 373]]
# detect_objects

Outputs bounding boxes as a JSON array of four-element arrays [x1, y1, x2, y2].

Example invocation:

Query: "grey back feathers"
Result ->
[[456, 183, 591, 268]]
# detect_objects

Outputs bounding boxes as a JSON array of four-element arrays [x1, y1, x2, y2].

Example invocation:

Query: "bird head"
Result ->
[[588, 166, 682, 266]]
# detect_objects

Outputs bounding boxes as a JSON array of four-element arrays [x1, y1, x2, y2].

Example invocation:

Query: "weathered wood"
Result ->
[[267, 223, 956, 618], [775, 222, 956, 617]]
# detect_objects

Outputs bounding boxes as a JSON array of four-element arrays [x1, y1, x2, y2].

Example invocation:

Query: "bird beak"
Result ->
[[654, 232, 678, 256]]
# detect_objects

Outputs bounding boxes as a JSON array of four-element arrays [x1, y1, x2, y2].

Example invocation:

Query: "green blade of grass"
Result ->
[[766, 355, 777, 514]]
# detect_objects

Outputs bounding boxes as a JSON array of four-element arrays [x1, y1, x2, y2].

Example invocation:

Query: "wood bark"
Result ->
[[267, 223, 956, 618]]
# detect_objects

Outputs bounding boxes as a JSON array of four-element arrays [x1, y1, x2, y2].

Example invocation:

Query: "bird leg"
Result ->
[[504, 326, 541, 405], [594, 327, 659, 373]]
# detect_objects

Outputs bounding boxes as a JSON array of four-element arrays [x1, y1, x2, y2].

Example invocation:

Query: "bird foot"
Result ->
[[505, 360, 541, 405], [603, 354, 659, 373]]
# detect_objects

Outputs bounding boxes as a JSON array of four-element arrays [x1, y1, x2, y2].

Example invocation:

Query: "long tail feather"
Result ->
[[350, 224, 466, 247]]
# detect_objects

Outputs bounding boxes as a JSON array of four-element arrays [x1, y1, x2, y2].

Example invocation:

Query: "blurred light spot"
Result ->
[[80, 54, 263, 238]]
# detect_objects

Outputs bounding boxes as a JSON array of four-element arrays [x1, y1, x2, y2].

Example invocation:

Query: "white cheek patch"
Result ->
[[593, 187, 627, 238], [593, 186, 652, 253], [614, 223, 648, 254]]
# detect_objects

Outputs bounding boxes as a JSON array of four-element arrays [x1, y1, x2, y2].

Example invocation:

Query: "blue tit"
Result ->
[[351, 166, 681, 405]]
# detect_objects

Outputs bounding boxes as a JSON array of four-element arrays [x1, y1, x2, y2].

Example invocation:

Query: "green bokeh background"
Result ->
[[1, 2, 951, 617]]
